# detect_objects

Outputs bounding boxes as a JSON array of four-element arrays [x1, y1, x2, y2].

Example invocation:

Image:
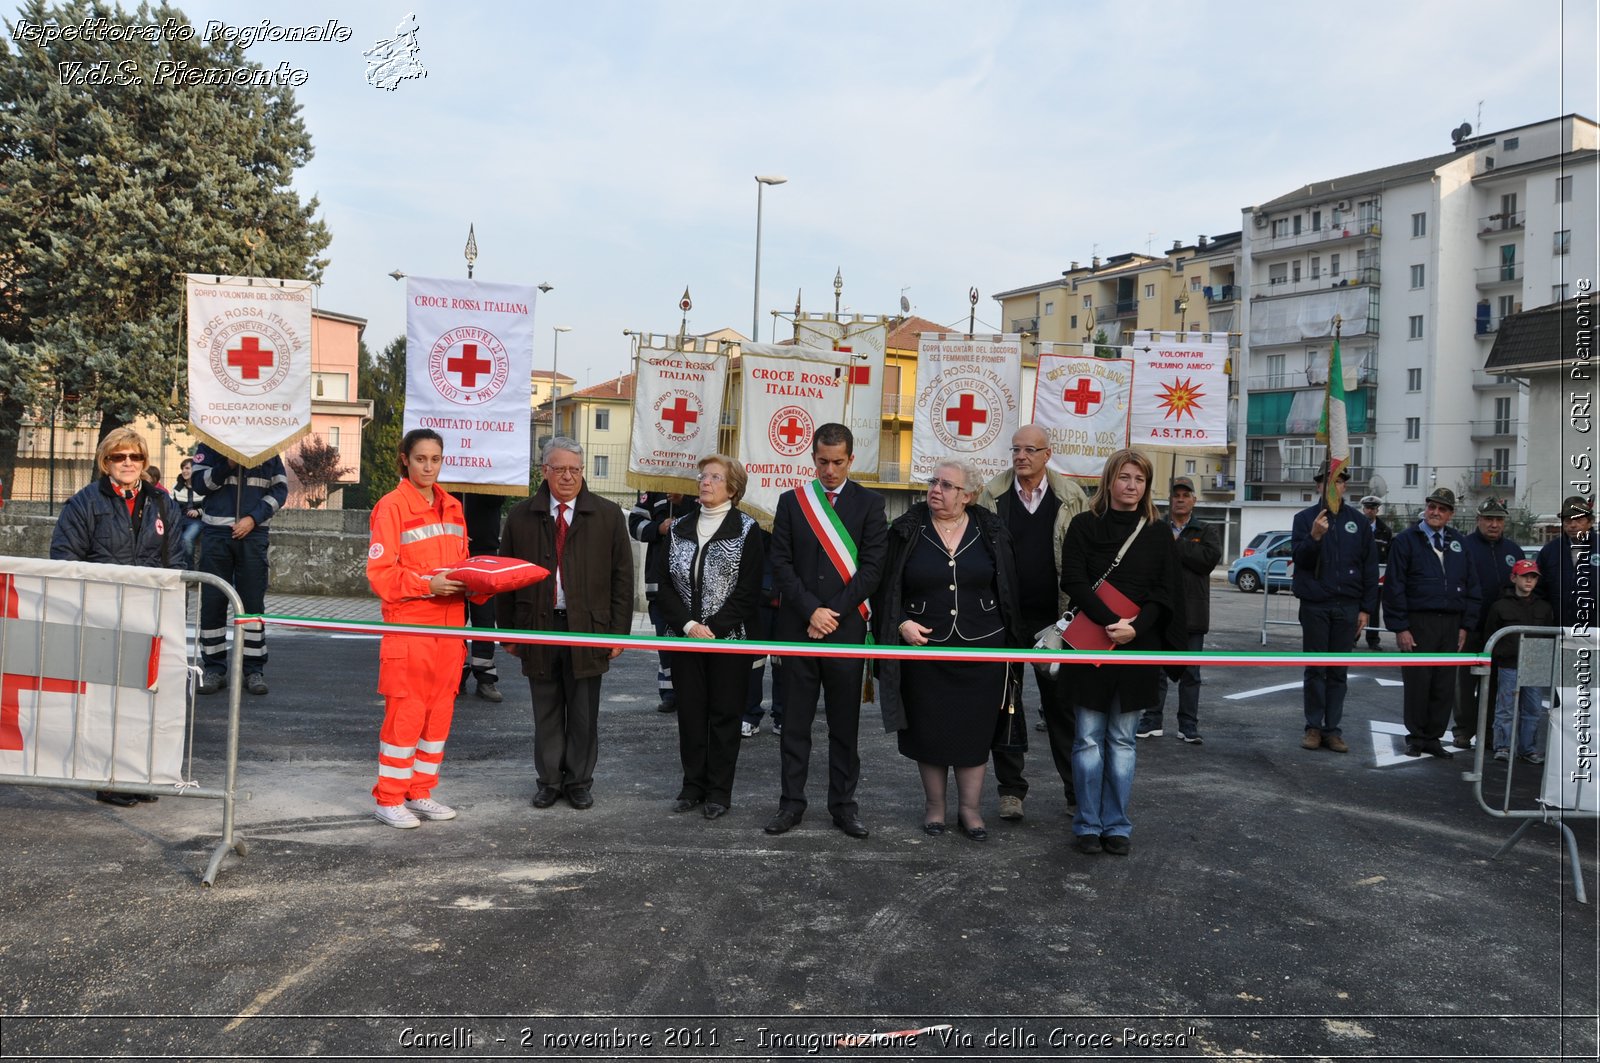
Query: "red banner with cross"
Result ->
[[186, 274, 315, 466]]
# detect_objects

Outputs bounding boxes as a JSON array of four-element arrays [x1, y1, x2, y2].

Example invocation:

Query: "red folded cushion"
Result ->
[[440, 555, 549, 603]]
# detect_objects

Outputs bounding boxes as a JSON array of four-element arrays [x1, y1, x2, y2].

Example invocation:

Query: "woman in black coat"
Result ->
[[1059, 448, 1186, 857], [48, 427, 184, 808], [875, 460, 1028, 841], [657, 455, 765, 820]]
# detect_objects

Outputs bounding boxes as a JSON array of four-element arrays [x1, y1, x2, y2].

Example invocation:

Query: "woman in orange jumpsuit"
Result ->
[[367, 429, 470, 828]]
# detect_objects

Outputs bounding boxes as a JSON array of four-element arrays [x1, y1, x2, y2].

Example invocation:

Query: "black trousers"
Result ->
[[527, 613, 603, 791], [1402, 611, 1462, 744], [461, 594, 500, 683], [778, 654, 863, 816], [992, 663, 1075, 800], [1453, 629, 1486, 740], [674, 650, 748, 806]]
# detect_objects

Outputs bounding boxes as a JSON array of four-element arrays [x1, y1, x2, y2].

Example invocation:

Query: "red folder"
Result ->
[[1062, 581, 1140, 651]]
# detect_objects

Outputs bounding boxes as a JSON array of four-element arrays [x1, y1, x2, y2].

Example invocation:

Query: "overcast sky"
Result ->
[[143, 1, 1599, 386]]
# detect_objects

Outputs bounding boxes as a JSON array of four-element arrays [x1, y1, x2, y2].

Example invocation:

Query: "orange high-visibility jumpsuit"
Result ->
[[367, 480, 469, 805]]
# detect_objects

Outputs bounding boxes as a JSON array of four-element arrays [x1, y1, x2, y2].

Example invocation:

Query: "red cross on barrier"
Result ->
[[660, 398, 698, 433], [447, 344, 491, 388], [0, 575, 86, 751], [1063, 377, 1103, 415], [226, 336, 274, 380], [776, 417, 805, 445], [944, 393, 988, 436]]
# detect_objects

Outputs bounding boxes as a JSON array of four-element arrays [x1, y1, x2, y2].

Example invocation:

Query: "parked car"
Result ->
[[1229, 537, 1294, 593], [1242, 529, 1291, 558]]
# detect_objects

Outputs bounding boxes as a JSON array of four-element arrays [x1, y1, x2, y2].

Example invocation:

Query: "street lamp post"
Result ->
[[752, 175, 787, 343], [551, 325, 572, 434]]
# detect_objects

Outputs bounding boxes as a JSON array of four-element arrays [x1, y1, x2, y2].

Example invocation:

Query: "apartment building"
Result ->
[[1237, 114, 1598, 511]]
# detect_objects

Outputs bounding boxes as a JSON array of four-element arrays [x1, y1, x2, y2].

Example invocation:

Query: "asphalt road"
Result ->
[[0, 586, 1595, 1061]]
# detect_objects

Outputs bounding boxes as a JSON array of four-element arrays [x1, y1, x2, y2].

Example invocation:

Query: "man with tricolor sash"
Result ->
[[764, 424, 887, 839]]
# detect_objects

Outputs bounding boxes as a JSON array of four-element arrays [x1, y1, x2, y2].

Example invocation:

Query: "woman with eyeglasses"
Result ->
[[874, 460, 1026, 841], [1059, 448, 1187, 856], [656, 455, 764, 820], [49, 427, 185, 807]]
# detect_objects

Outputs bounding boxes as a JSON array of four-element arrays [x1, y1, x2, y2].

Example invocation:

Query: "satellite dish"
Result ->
[[900, 294, 911, 314], [1369, 473, 1389, 498], [1451, 122, 1473, 145]]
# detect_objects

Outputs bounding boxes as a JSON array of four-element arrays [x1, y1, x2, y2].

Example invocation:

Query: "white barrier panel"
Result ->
[[0, 557, 189, 785]]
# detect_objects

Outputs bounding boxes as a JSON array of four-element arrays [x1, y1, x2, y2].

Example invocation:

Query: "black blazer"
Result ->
[[769, 479, 888, 643]]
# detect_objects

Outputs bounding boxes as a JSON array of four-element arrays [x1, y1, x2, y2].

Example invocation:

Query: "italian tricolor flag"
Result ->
[[1319, 335, 1350, 511]]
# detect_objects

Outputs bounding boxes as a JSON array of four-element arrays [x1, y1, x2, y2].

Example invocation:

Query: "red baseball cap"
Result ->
[[1511, 559, 1539, 577]]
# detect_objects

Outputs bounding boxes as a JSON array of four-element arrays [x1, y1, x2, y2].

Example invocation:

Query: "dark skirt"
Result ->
[[896, 628, 1008, 767]]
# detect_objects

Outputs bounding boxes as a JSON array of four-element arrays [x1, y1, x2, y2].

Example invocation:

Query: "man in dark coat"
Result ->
[[1138, 476, 1222, 744], [1291, 462, 1380, 753], [1385, 487, 1482, 759], [1536, 495, 1595, 629], [764, 423, 887, 839], [1455, 496, 1525, 748], [497, 438, 634, 811]]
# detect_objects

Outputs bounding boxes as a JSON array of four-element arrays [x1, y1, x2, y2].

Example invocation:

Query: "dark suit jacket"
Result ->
[[770, 479, 888, 644], [497, 483, 634, 680]]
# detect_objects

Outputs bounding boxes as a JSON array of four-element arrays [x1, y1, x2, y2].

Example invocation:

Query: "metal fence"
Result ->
[[1258, 557, 1298, 644], [1465, 625, 1595, 903], [0, 558, 247, 885]]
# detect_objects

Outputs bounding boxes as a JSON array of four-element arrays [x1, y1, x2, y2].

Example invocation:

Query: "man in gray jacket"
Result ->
[[976, 424, 1088, 820], [1136, 476, 1222, 743]]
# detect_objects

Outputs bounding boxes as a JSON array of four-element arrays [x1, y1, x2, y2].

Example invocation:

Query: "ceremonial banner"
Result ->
[[737, 342, 851, 521], [0, 559, 188, 786], [794, 314, 888, 479], [1032, 348, 1133, 479], [1128, 330, 1228, 449], [186, 274, 314, 466], [404, 276, 536, 493], [911, 333, 1022, 484], [627, 340, 727, 491]]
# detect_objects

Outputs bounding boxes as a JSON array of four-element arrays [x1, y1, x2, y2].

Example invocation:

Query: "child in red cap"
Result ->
[[1483, 559, 1556, 762]]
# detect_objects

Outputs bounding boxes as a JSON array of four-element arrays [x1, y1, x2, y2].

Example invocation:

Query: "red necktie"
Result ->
[[826, 491, 837, 507], [554, 503, 569, 601]]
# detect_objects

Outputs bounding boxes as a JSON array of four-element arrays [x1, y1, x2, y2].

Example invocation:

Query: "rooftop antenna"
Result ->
[[1476, 99, 1484, 136]]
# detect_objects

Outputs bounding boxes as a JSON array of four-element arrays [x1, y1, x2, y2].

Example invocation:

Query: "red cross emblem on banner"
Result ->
[[1062, 377, 1104, 416], [0, 575, 85, 752], [944, 393, 988, 437], [660, 398, 698, 433], [226, 336, 275, 381], [775, 416, 806, 446], [447, 344, 492, 388]]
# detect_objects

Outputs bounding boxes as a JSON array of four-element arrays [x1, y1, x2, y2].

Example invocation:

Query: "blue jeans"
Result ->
[[178, 518, 202, 564], [1493, 668, 1547, 756], [1072, 700, 1139, 838], [1300, 599, 1360, 735]]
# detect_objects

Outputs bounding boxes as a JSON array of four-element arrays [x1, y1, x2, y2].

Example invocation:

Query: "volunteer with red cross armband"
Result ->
[[366, 429, 469, 829]]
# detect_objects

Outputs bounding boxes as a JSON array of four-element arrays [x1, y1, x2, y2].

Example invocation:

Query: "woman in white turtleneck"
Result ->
[[656, 455, 765, 821]]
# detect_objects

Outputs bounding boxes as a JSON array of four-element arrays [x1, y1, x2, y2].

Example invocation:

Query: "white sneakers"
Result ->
[[404, 797, 457, 821], [374, 797, 458, 828]]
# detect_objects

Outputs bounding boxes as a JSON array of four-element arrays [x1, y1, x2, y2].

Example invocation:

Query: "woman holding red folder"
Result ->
[[1059, 449, 1187, 856]]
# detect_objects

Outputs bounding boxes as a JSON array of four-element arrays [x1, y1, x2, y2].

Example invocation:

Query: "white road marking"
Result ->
[[1225, 681, 1303, 700], [1369, 720, 1425, 768]]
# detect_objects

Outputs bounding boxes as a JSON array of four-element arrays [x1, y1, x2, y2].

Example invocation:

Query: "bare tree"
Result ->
[[287, 435, 353, 509]]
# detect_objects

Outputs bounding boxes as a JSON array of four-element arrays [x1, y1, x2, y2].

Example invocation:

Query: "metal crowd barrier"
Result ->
[[1465, 624, 1596, 903], [1258, 557, 1298, 645], [0, 557, 248, 886]]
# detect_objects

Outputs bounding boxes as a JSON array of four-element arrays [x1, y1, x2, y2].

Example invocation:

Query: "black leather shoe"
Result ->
[[656, 700, 676, 713], [831, 813, 869, 839], [1074, 833, 1103, 854], [673, 797, 702, 813], [702, 802, 728, 820], [1403, 744, 1424, 757], [134, 794, 159, 803], [1424, 743, 1455, 759], [95, 791, 139, 808], [566, 787, 594, 810], [764, 809, 802, 835], [1101, 834, 1130, 856], [959, 822, 988, 842], [922, 821, 946, 837], [531, 786, 562, 808]]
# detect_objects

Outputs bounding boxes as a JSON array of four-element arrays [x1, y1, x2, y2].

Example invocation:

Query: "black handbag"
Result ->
[[991, 664, 1028, 753]]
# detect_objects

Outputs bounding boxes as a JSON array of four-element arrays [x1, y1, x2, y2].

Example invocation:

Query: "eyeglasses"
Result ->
[[107, 452, 145, 464], [696, 472, 726, 484], [926, 477, 965, 493], [543, 465, 583, 478], [1009, 446, 1046, 455]]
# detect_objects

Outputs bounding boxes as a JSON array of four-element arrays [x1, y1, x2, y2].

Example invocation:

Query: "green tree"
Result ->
[[1092, 328, 1119, 359], [353, 333, 406, 506], [0, 0, 331, 490]]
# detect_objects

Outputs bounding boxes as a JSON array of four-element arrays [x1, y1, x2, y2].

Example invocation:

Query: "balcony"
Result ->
[[1476, 262, 1523, 288], [1470, 420, 1517, 441], [1474, 468, 1516, 491], [880, 393, 916, 418], [1011, 316, 1039, 333], [1478, 211, 1525, 235], [1472, 367, 1523, 390], [1092, 298, 1138, 320], [1203, 284, 1238, 304], [1473, 315, 1501, 338], [1255, 218, 1382, 252], [1252, 266, 1380, 299]]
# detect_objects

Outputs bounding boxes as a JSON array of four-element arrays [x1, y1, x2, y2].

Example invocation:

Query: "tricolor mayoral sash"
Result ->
[[793, 479, 872, 630]]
